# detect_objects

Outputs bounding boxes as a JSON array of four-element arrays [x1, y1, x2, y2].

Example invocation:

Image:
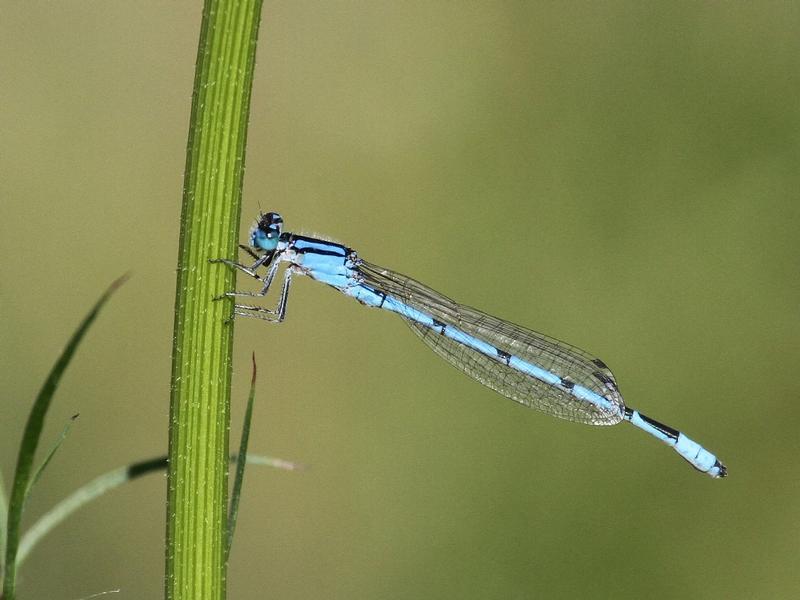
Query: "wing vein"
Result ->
[[355, 260, 624, 425]]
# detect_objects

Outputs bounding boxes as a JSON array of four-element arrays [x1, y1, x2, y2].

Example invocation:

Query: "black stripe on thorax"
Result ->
[[288, 234, 350, 258]]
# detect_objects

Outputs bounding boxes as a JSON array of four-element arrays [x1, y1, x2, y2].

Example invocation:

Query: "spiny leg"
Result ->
[[233, 267, 293, 323], [209, 253, 269, 280], [210, 248, 282, 301], [222, 257, 282, 299], [239, 244, 260, 261]]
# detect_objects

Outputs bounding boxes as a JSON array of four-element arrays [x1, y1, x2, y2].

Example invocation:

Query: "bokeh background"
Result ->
[[2, 2, 798, 599]]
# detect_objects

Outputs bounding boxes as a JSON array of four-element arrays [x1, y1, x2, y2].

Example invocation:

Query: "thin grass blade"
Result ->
[[0, 473, 7, 573], [74, 589, 121, 599], [26, 415, 79, 497], [16, 452, 297, 569], [226, 353, 258, 561], [241, 455, 305, 471], [2, 275, 127, 600]]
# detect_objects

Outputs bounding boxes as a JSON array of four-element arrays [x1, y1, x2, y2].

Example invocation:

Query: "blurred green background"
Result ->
[[2, 2, 798, 599]]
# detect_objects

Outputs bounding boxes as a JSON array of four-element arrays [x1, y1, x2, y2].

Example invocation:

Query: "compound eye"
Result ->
[[249, 212, 283, 252]]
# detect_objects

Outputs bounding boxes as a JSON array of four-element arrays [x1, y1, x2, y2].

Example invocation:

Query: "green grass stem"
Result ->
[[166, 1, 264, 598]]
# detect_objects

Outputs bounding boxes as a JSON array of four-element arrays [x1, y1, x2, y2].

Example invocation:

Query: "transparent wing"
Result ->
[[356, 261, 625, 425]]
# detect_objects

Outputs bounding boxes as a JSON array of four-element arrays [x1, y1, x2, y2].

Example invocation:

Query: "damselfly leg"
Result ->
[[232, 266, 293, 323], [239, 243, 261, 261], [209, 251, 271, 282], [210, 247, 278, 298], [210, 247, 293, 322]]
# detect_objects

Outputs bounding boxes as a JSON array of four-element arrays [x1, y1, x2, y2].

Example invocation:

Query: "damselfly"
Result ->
[[212, 212, 727, 478]]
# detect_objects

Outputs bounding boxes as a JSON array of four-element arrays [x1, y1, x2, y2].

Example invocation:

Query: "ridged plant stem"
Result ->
[[166, 1, 264, 599]]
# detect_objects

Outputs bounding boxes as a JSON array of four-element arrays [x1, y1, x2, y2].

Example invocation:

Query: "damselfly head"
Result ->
[[250, 212, 283, 252]]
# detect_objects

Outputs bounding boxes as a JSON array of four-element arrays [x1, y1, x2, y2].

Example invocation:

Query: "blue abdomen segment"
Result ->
[[624, 409, 726, 477]]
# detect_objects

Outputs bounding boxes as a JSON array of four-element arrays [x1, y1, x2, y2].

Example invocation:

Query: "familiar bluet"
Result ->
[[212, 212, 727, 478]]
